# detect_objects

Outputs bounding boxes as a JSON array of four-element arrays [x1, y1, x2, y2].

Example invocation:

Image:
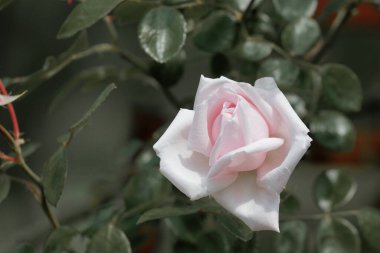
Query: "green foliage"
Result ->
[[123, 149, 171, 208], [258, 58, 300, 88], [310, 110, 356, 151], [164, 217, 197, 243], [273, 0, 317, 21], [138, 6, 187, 63], [0, 174, 10, 204], [42, 147, 68, 207], [280, 191, 301, 214], [87, 225, 132, 253], [317, 218, 360, 253], [217, 210, 254, 242], [197, 230, 232, 253], [44, 227, 78, 253], [236, 38, 272, 62], [58, 0, 124, 39], [113, 1, 155, 23], [313, 169, 356, 212], [321, 64, 362, 112], [358, 207, 380, 252], [275, 221, 307, 253], [11, 244, 34, 253], [150, 50, 186, 87], [193, 11, 236, 53], [138, 201, 216, 224], [281, 17, 320, 56]]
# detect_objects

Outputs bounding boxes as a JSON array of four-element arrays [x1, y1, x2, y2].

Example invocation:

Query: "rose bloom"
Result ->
[[153, 76, 311, 231]]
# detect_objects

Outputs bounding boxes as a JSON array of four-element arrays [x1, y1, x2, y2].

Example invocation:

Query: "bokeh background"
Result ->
[[0, 0, 379, 252]]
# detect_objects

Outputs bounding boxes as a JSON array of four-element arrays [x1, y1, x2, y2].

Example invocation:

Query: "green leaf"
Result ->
[[164, 217, 197, 244], [275, 221, 307, 253], [317, 218, 360, 253], [236, 38, 272, 62], [150, 50, 186, 87], [138, 201, 217, 224], [83, 205, 119, 237], [313, 169, 356, 212], [124, 150, 171, 208], [321, 63, 362, 112], [42, 147, 68, 206], [113, 1, 155, 23], [163, 0, 192, 4], [0, 0, 14, 10], [257, 58, 300, 88], [217, 0, 263, 12], [87, 225, 132, 253], [197, 230, 231, 253], [247, 13, 277, 40], [57, 0, 124, 39], [60, 84, 116, 144], [280, 191, 301, 214], [217, 211, 253, 242], [210, 53, 231, 77], [11, 244, 34, 253], [310, 110, 356, 151], [281, 17, 320, 56], [273, 0, 317, 21], [358, 207, 380, 252], [193, 11, 236, 53], [0, 174, 11, 204], [318, 0, 349, 21], [138, 6, 186, 63], [44, 227, 78, 253]]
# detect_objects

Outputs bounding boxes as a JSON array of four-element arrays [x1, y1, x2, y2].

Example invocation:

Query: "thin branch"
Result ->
[[309, 1, 359, 63]]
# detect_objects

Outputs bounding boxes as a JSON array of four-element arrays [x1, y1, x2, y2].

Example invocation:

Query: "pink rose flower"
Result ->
[[153, 76, 311, 231]]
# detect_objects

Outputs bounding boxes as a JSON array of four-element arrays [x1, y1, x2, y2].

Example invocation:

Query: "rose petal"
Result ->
[[188, 76, 248, 156], [0, 94, 22, 106], [252, 77, 312, 193], [209, 97, 269, 165], [212, 172, 280, 232], [153, 109, 209, 200], [206, 138, 284, 193]]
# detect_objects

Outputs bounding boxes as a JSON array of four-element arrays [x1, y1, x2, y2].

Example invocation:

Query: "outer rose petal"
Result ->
[[212, 172, 280, 232], [153, 109, 209, 200], [0, 94, 22, 106], [252, 77, 312, 193]]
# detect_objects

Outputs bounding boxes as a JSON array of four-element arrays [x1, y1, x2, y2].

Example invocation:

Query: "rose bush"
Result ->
[[154, 76, 311, 231]]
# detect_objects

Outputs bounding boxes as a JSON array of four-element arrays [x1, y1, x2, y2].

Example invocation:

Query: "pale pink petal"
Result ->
[[206, 138, 284, 193], [153, 109, 209, 200], [0, 94, 22, 106], [252, 77, 312, 193], [212, 172, 280, 232], [209, 97, 269, 165], [193, 75, 239, 107], [188, 76, 249, 156]]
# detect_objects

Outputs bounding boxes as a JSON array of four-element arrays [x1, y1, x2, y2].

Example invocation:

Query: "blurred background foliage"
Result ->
[[0, 0, 380, 252]]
